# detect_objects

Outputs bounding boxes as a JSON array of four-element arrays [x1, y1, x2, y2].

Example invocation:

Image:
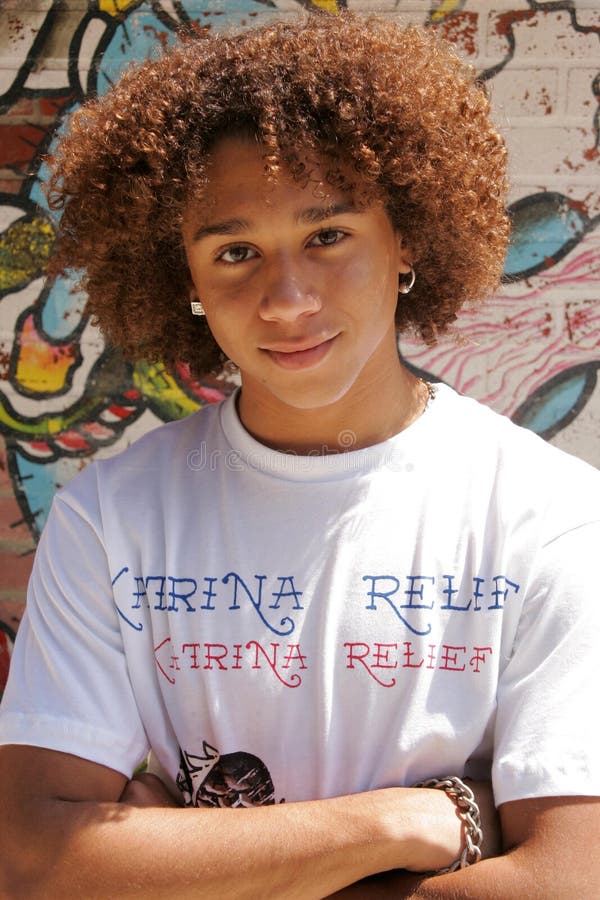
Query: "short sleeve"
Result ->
[[492, 521, 600, 805], [0, 484, 149, 777]]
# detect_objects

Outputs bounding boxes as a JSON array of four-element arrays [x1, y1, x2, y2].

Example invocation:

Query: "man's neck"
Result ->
[[237, 363, 429, 456]]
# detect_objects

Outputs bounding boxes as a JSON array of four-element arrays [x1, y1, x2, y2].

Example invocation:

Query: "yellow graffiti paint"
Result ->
[[309, 0, 341, 13], [0, 396, 100, 437], [429, 0, 465, 23], [133, 360, 201, 420], [14, 314, 79, 396], [97, 0, 141, 16], [0, 216, 54, 294]]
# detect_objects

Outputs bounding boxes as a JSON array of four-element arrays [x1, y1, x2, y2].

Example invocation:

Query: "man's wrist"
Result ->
[[412, 777, 483, 874], [371, 787, 464, 874]]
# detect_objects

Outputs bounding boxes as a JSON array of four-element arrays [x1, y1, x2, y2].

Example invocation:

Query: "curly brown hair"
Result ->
[[46, 12, 509, 378]]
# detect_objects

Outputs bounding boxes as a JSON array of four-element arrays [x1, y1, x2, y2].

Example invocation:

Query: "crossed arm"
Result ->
[[0, 745, 598, 899], [330, 794, 600, 899]]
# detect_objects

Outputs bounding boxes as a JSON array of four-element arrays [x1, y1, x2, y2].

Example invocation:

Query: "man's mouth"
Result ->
[[261, 335, 338, 370]]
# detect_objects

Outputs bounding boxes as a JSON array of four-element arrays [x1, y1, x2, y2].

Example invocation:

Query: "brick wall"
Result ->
[[0, 0, 598, 687]]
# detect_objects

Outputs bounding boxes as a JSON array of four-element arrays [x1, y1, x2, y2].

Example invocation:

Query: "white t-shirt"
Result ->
[[1, 385, 599, 808]]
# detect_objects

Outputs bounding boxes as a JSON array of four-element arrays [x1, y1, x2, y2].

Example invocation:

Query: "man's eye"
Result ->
[[311, 229, 345, 247], [217, 245, 256, 264]]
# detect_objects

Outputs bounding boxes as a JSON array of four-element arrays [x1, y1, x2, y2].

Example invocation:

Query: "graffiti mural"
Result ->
[[400, 192, 600, 438], [399, 1, 600, 443], [0, 0, 598, 694]]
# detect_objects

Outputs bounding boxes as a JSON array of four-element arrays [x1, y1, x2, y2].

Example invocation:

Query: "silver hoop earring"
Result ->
[[399, 267, 416, 295], [190, 299, 205, 316]]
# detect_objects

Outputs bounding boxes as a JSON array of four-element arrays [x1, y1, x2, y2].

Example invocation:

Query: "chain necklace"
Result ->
[[421, 379, 437, 411]]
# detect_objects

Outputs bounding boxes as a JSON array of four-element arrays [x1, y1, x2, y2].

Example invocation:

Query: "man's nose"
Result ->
[[258, 256, 321, 322]]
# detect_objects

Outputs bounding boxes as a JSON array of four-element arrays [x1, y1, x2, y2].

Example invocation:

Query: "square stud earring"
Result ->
[[190, 299, 205, 316]]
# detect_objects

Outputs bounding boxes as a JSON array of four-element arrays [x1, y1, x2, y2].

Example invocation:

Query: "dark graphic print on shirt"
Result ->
[[176, 741, 281, 807]]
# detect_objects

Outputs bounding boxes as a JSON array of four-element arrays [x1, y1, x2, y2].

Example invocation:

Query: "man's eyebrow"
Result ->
[[191, 203, 359, 242], [297, 203, 359, 225], [192, 218, 249, 242]]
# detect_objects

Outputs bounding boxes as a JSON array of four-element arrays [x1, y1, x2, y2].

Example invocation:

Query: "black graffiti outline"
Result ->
[[0, 2, 74, 109], [6, 445, 44, 544], [68, 8, 131, 100], [0, 349, 145, 458], [512, 362, 599, 441], [479, 0, 600, 101], [0, 618, 16, 649], [149, 0, 195, 31]]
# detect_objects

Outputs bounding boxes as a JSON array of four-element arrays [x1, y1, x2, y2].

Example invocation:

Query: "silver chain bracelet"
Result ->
[[412, 775, 483, 874]]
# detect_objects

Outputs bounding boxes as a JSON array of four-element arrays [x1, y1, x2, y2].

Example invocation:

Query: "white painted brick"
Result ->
[[489, 66, 559, 118], [0, 8, 134, 77], [566, 67, 600, 117], [506, 125, 596, 178], [0, 7, 53, 77], [576, 9, 600, 27]]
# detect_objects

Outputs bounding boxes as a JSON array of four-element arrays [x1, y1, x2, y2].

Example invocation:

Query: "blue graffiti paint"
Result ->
[[505, 193, 591, 280], [29, 126, 70, 224], [96, 7, 179, 94], [513, 366, 598, 439], [97, 1, 268, 95], [40, 273, 86, 341]]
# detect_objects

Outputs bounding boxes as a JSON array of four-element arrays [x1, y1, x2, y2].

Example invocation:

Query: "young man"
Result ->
[[0, 14, 598, 898]]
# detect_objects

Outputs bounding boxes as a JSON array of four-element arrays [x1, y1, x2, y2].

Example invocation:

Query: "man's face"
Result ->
[[182, 136, 411, 419]]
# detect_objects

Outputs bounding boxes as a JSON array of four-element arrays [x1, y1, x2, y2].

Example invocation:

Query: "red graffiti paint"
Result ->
[[494, 10, 536, 38], [0, 630, 12, 696]]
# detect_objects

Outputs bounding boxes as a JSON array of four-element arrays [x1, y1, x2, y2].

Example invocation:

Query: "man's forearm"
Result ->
[[330, 796, 600, 900], [328, 857, 522, 900], [1, 787, 463, 899]]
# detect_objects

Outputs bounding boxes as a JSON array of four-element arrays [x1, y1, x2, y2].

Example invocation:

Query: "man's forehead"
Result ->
[[184, 177, 371, 231], [182, 135, 384, 228]]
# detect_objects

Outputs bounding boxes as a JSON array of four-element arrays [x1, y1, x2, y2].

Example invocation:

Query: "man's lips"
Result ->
[[261, 335, 338, 370]]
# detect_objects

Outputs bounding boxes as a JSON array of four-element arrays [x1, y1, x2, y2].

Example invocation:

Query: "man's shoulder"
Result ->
[[104, 398, 224, 467], [436, 383, 597, 474], [55, 399, 227, 512], [432, 384, 600, 531]]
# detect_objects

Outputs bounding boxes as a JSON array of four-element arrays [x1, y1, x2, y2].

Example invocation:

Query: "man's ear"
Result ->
[[396, 234, 414, 274], [185, 273, 196, 300]]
